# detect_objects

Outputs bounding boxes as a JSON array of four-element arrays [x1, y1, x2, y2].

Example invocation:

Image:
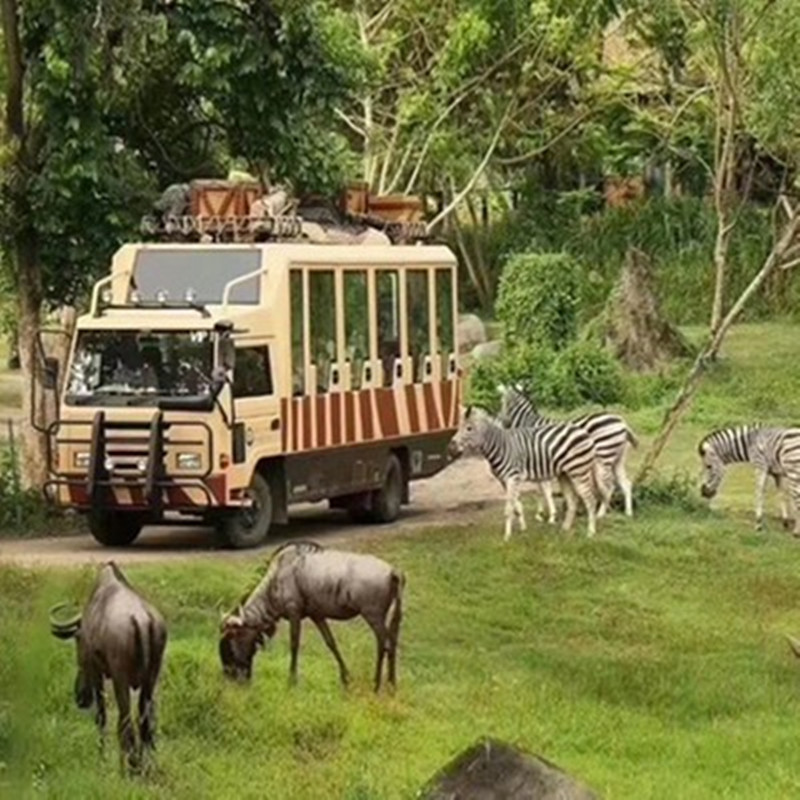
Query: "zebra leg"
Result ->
[[615, 457, 634, 518], [559, 478, 577, 534], [785, 474, 800, 536], [754, 468, 769, 532], [572, 476, 598, 538], [775, 475, 791, 530], [503, 477, 519, 541], [596, 463, 613, 519], [531, 483, 546, 522], [540, 481, 557, 525]]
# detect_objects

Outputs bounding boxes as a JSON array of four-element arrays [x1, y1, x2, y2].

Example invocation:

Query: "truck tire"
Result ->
[[219, 472, 273, 549], [369, 454, 403, 524], [88, 510, 143, 547]]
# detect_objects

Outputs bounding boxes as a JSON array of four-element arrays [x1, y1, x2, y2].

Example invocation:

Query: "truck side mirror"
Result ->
[[42, 357, 59, 391], [219, 337, 236, 371], [210, 366, 228, 398]]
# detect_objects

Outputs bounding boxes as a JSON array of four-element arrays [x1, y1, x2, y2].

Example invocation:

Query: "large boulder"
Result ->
[[458, 314, 487, 355], [418, 739, 598, 800], [471, 340, 502, 362]]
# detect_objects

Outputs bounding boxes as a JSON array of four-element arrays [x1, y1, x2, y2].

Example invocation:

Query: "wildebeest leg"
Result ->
[[364, 615, 389, 692], [386, 585, 402, 689], [94, 685, 107, 755], [288, 615, 302, 686], [138, 683, 156, 752], [312, 618, 350, 686], [754, 468, 769, 531], [112, 679, 137, 772]]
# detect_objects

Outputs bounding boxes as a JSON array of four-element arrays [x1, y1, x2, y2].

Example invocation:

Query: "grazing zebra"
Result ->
[[699, 425, 800, 534], [498, 383, 638, 518], [448, 407, 608, 540]]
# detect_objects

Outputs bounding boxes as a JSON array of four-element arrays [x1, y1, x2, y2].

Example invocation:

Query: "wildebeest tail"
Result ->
[[387, 571, 404, 646], [132, 615, 150, 677]]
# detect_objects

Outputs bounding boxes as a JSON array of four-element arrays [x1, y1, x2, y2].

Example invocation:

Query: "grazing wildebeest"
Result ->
[[219, 541, 404, 691], [49, 561, 167, 770]]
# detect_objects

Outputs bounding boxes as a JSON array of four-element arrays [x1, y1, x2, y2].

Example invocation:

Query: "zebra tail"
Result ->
[[626, 427, 639, 449]]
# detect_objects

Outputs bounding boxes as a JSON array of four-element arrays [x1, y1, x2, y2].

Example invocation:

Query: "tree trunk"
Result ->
[[16, 237, 48, 488], [636, 204, 800, 482]]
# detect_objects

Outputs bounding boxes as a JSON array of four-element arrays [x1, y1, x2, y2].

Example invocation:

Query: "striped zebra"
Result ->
[[448, 406, 609, 540], [498, 383, 638, 518], [699, 425, 800, 534]]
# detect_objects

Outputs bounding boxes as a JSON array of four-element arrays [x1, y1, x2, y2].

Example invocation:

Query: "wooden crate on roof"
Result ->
[[189, 180, 263, 219], [342, 182, 425, 224]]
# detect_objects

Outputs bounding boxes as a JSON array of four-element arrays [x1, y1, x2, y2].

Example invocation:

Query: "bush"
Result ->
[[465, 340, 623, 412], [635, 471, 707, 513], [551, 341, 623, 407], [495, 252, 580, 351], [0, 445, 50, 536]]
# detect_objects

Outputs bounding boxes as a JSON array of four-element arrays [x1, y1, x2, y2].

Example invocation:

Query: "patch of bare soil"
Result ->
[[0, 457, 514, 568]]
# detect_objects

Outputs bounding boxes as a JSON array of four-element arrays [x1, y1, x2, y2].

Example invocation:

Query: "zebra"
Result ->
[[698, 425, 800, 534], [498, 383, 638, 518], [447, 406, 609, 540]]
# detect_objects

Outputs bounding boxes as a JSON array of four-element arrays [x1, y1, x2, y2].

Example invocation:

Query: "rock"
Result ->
[[418, 738, 598, 800], [458, 314, 487, 355], [471, 340, 502, 362]]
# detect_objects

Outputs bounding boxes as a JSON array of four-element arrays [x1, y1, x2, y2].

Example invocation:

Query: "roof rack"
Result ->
[[140, 214, 304, 242], [139, 212, 432, 245]]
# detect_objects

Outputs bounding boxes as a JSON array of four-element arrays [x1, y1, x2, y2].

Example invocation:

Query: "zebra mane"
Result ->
[[699, 424, 764, 454]]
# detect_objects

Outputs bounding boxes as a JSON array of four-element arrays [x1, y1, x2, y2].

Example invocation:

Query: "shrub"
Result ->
[[635, 471, 707, 513], [550, 340, 623, 407], [495, 252, 580, 351]]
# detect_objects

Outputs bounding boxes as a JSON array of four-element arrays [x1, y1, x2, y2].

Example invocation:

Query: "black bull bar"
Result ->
[[43, 411, 220, 511]]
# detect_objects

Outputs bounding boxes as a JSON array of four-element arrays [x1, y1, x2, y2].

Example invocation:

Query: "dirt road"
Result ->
[[0, 459, 510, 568]]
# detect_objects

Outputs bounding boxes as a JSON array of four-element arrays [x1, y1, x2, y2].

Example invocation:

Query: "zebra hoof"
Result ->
[[783, 519, 793, 531]]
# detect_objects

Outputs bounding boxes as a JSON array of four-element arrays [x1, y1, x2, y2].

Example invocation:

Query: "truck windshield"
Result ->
[[65, 330, 214, 406]]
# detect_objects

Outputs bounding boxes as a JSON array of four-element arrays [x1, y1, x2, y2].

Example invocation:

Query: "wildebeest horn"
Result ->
[[786, 635, 800, 658], [49, 602, 81, 639]]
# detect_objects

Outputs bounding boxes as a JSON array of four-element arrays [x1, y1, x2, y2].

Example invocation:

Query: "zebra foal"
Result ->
[[699, 425, 800, 534], [448, 407, 607, 540], [498, 383, 638, 517]]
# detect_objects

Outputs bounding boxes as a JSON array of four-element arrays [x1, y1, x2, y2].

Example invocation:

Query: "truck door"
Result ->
[[231, 341, 281, 468]]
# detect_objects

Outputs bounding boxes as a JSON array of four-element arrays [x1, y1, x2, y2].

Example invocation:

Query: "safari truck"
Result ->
[[37, 181, 461, 548]]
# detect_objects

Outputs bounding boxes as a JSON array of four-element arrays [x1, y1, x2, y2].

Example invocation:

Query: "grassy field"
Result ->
[[3, 323, 800, 798]]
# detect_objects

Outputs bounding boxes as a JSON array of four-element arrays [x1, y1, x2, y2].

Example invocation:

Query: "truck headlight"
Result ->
[[73, 452, 90, 468], [177, 453, 202, 470]]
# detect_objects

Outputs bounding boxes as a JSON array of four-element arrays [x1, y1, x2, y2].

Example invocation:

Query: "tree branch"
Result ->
[[497, 109, 593, 166], [335, 108, 367, 139], [425, 101, 514, 232]]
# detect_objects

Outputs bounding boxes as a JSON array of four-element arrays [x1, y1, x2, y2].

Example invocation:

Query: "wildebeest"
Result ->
[[219, 541, 404, 691], [49, 561, 167, 770]]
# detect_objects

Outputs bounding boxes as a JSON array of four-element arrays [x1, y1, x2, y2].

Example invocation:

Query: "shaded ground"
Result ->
[[0, 457, 510, 567]]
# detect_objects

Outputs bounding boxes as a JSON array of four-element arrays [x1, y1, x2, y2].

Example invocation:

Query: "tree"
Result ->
[[633, 0, 800, 478], [0, 0, 366, 487]]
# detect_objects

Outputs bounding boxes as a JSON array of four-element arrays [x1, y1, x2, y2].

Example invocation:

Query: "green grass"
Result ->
[[3, 322, 800, 798]]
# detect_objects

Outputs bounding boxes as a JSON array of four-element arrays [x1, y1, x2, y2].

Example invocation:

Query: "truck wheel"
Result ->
[[369, 454, 403, 524], [88, 510, 143, 547], [219, 472, 273, 549]]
